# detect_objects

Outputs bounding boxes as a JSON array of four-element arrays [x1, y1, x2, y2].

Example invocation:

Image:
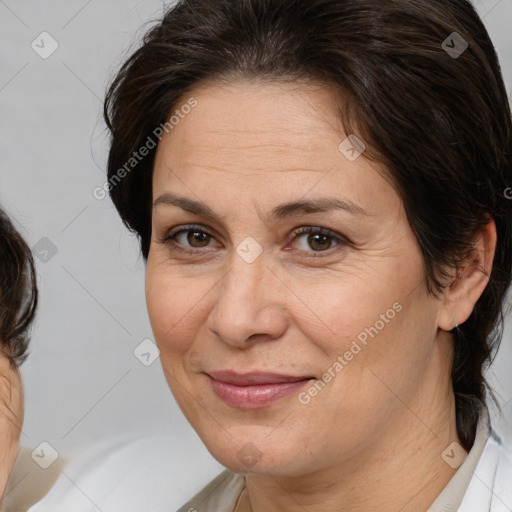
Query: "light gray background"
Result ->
[[0, 0, 511, 501]]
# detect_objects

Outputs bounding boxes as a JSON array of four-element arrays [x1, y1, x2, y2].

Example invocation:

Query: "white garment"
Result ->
[[3, 412, 511, 511], [2, 431, 223, 512], [458, 428, 512, 511]]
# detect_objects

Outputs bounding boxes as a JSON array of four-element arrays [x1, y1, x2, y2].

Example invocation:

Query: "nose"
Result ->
[[207, 252, 288, 348]]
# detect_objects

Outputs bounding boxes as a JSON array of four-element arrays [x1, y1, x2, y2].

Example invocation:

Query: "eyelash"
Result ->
[[158, 224, 349, 258]]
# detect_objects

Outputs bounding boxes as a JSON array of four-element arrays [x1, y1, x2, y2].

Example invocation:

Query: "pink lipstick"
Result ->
[[207, 371, 313, 409]]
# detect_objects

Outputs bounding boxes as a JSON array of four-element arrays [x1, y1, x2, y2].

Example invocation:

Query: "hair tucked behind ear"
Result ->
[[0, 209, 38, 368]]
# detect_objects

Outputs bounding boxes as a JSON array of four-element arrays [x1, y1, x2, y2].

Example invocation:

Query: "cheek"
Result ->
[[291, 270, 404, 352], [292, 257, 434, 390], [145, 259, 211, 356], [310, 291, 435, 421]]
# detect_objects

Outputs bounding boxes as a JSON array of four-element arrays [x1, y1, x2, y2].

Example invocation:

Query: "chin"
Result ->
[[198, 425, 312, 476]]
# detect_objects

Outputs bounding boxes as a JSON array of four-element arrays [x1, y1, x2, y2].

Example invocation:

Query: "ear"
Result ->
[[438, 216, 497, 332]]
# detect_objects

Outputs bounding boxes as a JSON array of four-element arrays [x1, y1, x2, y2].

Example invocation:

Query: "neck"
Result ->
[[236, 339, 463, 512]]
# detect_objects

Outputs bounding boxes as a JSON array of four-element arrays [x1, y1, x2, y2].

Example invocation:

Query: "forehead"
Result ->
[[156, 79, 345, 165], [152, 79, 399, 216]]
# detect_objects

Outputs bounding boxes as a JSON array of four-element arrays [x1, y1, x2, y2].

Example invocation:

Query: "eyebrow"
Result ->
[[153, 193, 369, 222]]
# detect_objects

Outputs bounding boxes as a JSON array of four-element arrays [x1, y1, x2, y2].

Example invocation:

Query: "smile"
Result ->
[[206, 371, 314, 409]]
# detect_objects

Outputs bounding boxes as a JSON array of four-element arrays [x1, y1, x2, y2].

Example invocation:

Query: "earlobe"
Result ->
[[438, 217, 496, 332]]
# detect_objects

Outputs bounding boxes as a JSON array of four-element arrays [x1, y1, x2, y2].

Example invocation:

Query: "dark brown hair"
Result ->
[[104, 0, 512, 450], [0, 209, 38, 368]]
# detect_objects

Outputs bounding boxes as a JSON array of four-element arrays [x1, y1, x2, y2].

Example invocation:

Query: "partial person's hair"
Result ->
[[0, 209, 38, 368], [103, 0, 512, 450]]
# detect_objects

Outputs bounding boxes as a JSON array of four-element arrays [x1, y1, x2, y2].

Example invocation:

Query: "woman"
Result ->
[[0, 209, 37, 501], [102, 0, 512, 510]]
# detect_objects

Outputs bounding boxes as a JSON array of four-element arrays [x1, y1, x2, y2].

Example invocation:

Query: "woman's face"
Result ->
[[146, 80, 451, 475], [0, 356, 23, 494]]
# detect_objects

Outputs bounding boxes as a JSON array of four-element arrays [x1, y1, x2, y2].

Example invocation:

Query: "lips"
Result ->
[[206, 370, 314, 408], [207, 370, 312, 385]]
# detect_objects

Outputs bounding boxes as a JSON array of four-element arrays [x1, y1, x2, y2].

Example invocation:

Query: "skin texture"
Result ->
[[0, 356, 23, 498], [145, 80, 496, 511]]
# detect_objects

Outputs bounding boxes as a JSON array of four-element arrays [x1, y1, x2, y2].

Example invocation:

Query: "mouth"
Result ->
[[206, 371, 314, 409]]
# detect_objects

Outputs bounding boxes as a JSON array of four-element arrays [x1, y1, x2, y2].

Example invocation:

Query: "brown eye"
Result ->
[[186, 231, 211, 248], [307, 233, 333, 251], [292, 227, 342, 253], [160, 225, 218, 253]]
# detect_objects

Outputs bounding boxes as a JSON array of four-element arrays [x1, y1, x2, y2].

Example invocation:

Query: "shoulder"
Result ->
[[459, 421, 512, 511], [2, 431, 223, 512], [1, 446, 67, 512], [177, 470, 245, 512]]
